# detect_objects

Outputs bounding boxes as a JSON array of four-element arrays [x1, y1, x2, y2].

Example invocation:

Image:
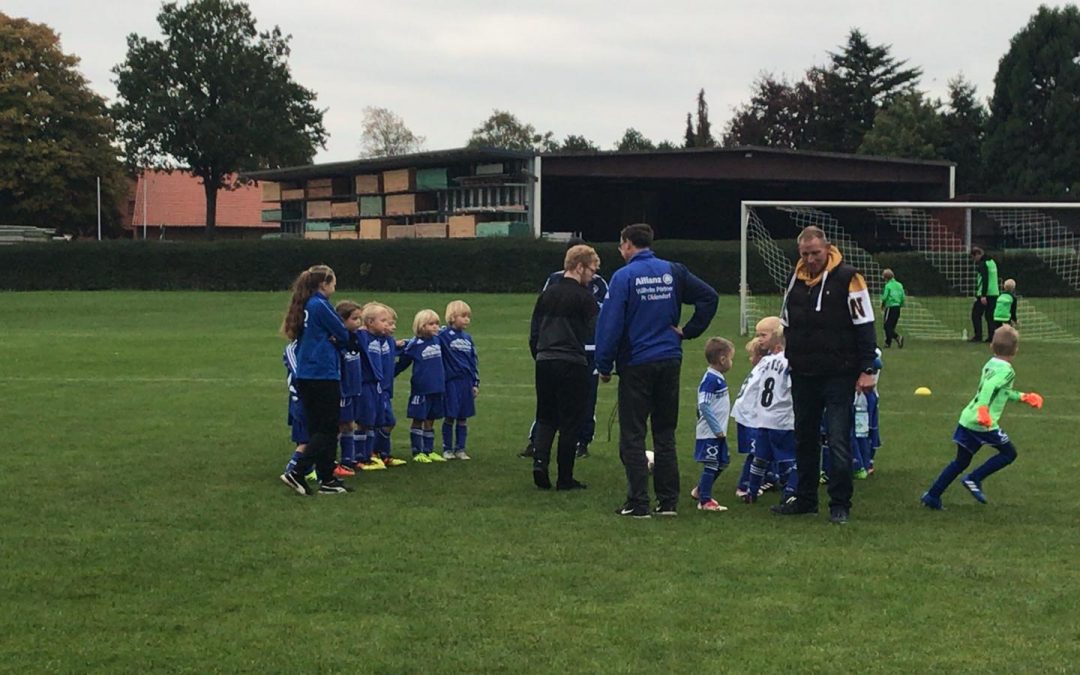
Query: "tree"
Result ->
[[614, 128, 655, 152], [112, 0, 326, 236], [983, 5, 1080, 196], [722, 74, 812, 148], [941, 75, 988, 194], [656, 140, 679, 151], [683, 113, 695, 148], [0, 13, 127, 237], [858, 91, 947, 160], [553, 134, 599, 153], [693, 88, 715, 147], [466, 110, 557, 152], [359, 106, 424, 157]]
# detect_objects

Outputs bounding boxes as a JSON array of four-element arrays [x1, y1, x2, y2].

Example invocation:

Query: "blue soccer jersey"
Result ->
[[283, 341, 308, 443], [438, 326, 480, 386], [377, 335, 397, 397], [339, 331, 363, 397], [355, 329, 384, 385], [695, 368, 730, 440], [395, 336, 446, 395]]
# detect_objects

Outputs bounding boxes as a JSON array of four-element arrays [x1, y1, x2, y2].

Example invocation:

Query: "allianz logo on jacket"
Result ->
[[635, 273, 673, 286], [635, 273, 674, 301]]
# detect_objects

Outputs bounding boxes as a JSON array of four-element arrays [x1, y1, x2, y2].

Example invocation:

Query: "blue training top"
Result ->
[[295, 292, 351, 380], [395, 336, 446, 395], [438, 326, 480, 386]]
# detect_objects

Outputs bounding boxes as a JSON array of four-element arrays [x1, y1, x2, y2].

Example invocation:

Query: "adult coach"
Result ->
[[970, 247, 1000, 343], [528, 244, 601, 491], [773, 226, 877, 524], [595, 223, 718, 518]]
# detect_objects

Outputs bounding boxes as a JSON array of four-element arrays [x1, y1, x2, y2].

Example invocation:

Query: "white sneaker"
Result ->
[[442, 450, 456, 460], [454, 451, 471, 460], [690, 486, 700, 500]]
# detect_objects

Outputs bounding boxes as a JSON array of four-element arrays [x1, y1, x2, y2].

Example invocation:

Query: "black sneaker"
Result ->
[[615, 503, 651, 519], [318, 479, 354, 494], [575, 443, 590, 459], [829, 506, 850, 524], [532, 465, 552, 490], [770, 496, 818, 515], [519, 443, 536, 458], [653, 503, 678, 517], [556, 479, 587, 491], [280, 471, 313, 496]]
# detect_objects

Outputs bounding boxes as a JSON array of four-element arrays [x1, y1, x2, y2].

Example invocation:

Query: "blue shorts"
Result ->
[[953, 425, 1010, 452], [694, 437, 730, 466], [736, 424, 757, 455], [407, 393, 445, 421], [355, 382, 382, 427], [444, 378, 476, 419], [377, 392, 396, 427], [338, 395, 361, 424], [753, 428, 796, 463], [289, 405, 309, 444]]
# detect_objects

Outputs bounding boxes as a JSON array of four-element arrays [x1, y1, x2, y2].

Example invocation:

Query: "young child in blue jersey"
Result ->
[[279, 264, 355, 495], [282, 339, 311, 478], [351, 302, 396, 471], [821, 348, 883, 482], [688, 337, 735, 512], [334, 300, 365, 477], [921, 325, 1044, 509], [373, 304, 407, 467], [730, 337, 767, 498], [439, 300, 480, 460], [739, 317, 797, 504], [395, 309, 447, 463]]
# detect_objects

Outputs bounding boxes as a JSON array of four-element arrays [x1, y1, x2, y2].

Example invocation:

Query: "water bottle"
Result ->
[[961, 328, 968, 341]]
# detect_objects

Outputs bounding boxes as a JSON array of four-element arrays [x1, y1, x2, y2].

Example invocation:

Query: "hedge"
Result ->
[[0, 239, 1074, 296]]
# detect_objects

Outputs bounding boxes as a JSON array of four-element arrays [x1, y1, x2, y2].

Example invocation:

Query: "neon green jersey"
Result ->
[[880, 278, 905, 308], [958, 357, 1022, 431]]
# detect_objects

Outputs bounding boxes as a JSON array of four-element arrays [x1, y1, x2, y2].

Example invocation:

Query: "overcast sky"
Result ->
[[7, 0, 1047, 163]]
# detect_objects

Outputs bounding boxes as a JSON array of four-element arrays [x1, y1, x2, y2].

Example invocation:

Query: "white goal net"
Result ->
[[740, 201, 1080, 343]]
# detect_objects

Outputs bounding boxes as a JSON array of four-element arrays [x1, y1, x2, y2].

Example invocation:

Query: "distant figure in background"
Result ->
[[969, 247, 1000, 343], [880, 268, 905, 348], [993, 278, 1019, 329]]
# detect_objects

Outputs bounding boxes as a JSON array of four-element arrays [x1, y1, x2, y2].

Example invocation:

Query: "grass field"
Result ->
[[2, 290, 1079, 673]]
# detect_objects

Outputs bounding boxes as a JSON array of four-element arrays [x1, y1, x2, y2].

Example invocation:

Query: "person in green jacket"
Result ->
[[880, 268, 905, 348], [993, 278, 1018, 329], [921, 324, 1043, 510], [970, 247, 1000, 343]]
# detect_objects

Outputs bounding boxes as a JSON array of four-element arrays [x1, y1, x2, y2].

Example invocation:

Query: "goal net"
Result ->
[[739, 201, 1080, 343]]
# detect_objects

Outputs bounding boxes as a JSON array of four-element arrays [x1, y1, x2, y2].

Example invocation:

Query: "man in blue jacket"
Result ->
[[595, 223, 719, 518]]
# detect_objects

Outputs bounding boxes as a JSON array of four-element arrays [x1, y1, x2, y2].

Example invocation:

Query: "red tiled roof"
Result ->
[[128, 170, 266, 229]]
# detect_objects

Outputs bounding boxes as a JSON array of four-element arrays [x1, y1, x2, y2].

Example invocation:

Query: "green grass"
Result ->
[[1, 291, 1079, 673]]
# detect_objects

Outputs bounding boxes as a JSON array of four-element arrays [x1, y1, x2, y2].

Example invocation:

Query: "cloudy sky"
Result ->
[[7, 0, 1045, 163]]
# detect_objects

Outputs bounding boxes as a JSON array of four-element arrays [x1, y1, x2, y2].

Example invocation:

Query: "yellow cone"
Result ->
[[914, 387, 932, 396]]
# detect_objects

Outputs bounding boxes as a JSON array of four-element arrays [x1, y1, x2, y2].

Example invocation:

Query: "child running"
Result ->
[[439, 300, 480, 460], [921, 325, 1043, 509], [689, 337, 735, 512], [396, 309, 447, 463]]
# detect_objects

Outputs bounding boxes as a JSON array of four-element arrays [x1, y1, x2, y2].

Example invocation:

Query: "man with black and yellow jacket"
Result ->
[[774, 226, 878, 524]]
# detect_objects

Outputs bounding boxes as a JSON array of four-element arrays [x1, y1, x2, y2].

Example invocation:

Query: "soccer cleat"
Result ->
[[690, 486, 700, 500], [412, 453, 432, 464], [428, 451, 447, 463], [454, 451, 471, 460], [305, 470, 317, 482], [961, 476, 988, 504], [442, 450, 457, 460], [357, 460, 386, 471], [920, 492, 943, 510], [653, 503, 678, 517], [615, 503, 651, 519], [333, 464, 356, 478], [382, 456, 407, 467], [519, 443, 535, 458], [819, 471, 828, 485], [734, 488, 749, 498], [896, 335, 905, 349], [770, 496, 818, 516], [759, 481, 775, 493], [575, 443, 590, 459], [556, 479, 588, 491], [318, 479, 354, 494], [867, 465, 876, 476], [829, 506, 850, 525], [280, 471, 313, 496], [698, 499, 728, 512], [853, 468, 869, 480], [741, 492, 757, 504]]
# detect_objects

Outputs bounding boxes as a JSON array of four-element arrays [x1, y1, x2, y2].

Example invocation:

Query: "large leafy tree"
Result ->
[[858, 91, 947, 160], [553, 134, 599, 153], [983, 5, 1080, 196], [112, 0, 326, 236], [359, 106, 424, 158], [941, 75, 987, 194], [0, 13, 127, 237], [466, 110, 556, 152], [722, 74, 811, 148], [614, 128, 656, 152]]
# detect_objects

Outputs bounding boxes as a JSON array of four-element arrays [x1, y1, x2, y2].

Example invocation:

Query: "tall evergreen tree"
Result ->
[[694, 88, 715, 147], [683, 113, 695, 148], [983, 5, 1080, 196], [941, 75, 988, 194]]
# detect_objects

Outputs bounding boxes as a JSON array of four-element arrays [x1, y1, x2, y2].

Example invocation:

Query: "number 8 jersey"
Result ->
[[731, 351, 794, 431]]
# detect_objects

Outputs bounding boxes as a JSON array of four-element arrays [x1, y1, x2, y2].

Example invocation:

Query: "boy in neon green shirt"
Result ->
[[880, 268, 905, 348], [921, 325, 1043, 509], [993, 278, 1018, 329]]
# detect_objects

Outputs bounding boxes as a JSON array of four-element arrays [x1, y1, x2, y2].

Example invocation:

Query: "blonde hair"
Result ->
[[445, 300, 472, 325], [361, 302, 391, 325], [564, 244, 600, 273], [992, 324, 1019, 356], [882, 268, 894, 280], [755, 316, 784, 348], [412, 309, 440, 336], [1002, 278, 1016, 292], [705, 337, 734, 368]]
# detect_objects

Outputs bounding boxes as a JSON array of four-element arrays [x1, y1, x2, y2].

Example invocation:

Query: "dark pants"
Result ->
[[883, 306, 901, 346], [792, 371, 858, 510], [618, 359, 681, 510], [971, 296, 997, 340], [529, 357, 599, 445], [534, 359, 589, 485], [295, 379, 340, 483]]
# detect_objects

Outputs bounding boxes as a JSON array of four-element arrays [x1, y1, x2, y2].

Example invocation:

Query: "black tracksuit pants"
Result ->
[[617, 358, 681, 510], [534, 359, 589, 486], [792, 371, 859, 510]]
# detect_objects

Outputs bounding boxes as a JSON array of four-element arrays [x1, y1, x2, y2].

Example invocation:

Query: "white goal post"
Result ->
[[739, 200, 1080, 342]]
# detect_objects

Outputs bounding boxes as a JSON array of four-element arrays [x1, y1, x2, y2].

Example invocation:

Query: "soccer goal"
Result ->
[[739, 201, 1080, 343]]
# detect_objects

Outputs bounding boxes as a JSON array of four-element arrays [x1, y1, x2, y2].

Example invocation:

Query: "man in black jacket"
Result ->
[[528, 244, 601, 491], [772, 226, 878, 524]]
